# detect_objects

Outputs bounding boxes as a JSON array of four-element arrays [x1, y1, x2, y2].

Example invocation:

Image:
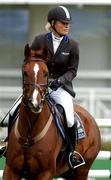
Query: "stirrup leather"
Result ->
[[69, 150, 85, 169]]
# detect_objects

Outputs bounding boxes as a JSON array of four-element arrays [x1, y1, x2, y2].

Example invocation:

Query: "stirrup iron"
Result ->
[[69, 150, 85, 169]]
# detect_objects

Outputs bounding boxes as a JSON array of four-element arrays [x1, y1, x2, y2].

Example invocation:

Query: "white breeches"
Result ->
[[49, 87, 75, 127]]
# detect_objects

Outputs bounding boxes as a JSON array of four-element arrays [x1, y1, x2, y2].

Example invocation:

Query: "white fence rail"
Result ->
[[1, 69, 111, 79], [75, 87, 111, 118], [0, 118, 110, 140], [0, 86, 111, 119], [96, 118, 111, 128], [0, 69, 111, 119]]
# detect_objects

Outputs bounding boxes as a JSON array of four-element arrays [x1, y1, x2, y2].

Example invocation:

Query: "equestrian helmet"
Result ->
[[48, 6, 71, 23]]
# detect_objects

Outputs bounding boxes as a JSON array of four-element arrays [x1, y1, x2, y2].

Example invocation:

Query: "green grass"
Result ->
[[0, 158, 5, 180], [0, 157, 5, 170], [92, 159, 111, 169]]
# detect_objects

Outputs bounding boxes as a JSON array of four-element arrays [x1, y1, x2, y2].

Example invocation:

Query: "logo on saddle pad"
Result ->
[[74, 112, 86, 140]]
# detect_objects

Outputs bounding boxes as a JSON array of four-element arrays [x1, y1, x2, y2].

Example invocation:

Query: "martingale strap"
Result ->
[[33, 113, 53, 142], [14, 113, 53, 146]]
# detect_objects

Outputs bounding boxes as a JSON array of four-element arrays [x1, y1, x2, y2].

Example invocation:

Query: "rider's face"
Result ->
[[54, 20, 70, 37]]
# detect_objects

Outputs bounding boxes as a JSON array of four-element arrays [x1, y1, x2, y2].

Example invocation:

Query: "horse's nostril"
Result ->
[[29, 99, 32, 102], [28, 100, 34, 108]]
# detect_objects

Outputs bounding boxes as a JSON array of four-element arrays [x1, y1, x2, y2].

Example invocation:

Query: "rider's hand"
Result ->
[[49, 79, 61, 91]]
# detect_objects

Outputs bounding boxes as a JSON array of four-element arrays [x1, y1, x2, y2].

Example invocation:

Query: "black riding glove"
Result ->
[[49, 79, 61, 91]]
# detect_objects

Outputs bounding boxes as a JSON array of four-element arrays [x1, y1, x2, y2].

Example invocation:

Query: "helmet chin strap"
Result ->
[[51, 21, 64, 37], [53, 27, 63, 37]]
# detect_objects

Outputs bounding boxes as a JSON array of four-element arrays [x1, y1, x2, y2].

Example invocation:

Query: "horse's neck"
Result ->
[[18, 101, 51, 136]]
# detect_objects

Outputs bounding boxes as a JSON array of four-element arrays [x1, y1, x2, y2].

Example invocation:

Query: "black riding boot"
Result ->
[[0, 114, 14, 158], [0, 101, 20, 158], [67, 122, 81, 169], [0, 146, 7, 157]]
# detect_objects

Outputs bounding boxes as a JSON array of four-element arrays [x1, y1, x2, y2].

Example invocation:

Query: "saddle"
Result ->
[[48, 98, 86, 142]]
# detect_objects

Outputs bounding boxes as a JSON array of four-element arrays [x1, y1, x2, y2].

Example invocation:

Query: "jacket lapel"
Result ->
[[46, 33, 54, 55]]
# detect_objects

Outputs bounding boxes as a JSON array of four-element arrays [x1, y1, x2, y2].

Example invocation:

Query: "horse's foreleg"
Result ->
[[3, 164, 20, 180], [36, 170, 55, 180]]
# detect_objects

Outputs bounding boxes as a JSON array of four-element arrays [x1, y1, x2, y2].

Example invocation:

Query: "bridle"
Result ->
[[22, 58, 49, 113], [13, 57, 52, 148]]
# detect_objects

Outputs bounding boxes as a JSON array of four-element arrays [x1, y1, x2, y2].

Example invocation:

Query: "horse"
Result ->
[[3, 44, 101, 180]]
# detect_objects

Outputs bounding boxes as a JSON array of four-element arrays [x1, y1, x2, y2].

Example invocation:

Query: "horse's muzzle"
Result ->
[[28, 100, 44, 113]]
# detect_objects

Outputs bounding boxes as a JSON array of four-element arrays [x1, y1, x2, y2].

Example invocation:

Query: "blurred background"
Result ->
[[0, 2, 111, 179], [0, 2, 111, 146]]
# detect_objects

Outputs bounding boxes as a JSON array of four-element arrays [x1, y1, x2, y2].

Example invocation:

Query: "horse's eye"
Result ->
[[43, 72, 48, 78], [24, 71, 28, 77]]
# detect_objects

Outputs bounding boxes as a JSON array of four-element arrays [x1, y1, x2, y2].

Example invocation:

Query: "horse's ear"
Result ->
[[42, 45, 48, 61], [24, 44, 31, 63], [24, 44, 31, 57]]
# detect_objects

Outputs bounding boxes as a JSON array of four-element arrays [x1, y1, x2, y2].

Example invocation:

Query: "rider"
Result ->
[[0, 6, 81, 169], [31, 6, 81, 169]]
